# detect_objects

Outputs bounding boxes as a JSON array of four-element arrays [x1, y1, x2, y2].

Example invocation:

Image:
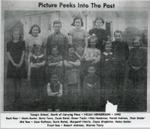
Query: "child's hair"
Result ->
[[71, 16, 84, 26], [31, 44, 43, 55], [11, 27, 23, 40], [114, 30, 122, 36], [132, 36, 143, 46], [53, 20, 62, 26], [29, 24, 41, 35], [94, 17, 105, 25]]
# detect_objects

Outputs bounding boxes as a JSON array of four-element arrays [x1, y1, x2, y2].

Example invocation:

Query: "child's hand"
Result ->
[[54, 92, 59, 96], [13, 63, 20, 68], [57, 93, 62, 97], [132, 66, 141, 70], [56, 62, 62, 67], [16, 62, 23, 68], [92, 60, 97, 64], [87, 83, 93, 88]]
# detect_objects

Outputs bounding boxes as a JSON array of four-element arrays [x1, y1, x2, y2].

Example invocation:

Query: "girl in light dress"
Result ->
[[26, 24, 46, 104]]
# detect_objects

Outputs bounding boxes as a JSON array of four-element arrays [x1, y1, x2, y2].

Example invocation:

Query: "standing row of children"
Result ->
[[6, 16, 147, 111]]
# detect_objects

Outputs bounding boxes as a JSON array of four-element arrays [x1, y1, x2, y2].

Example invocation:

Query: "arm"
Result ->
[[84, 31, 88, 49], [68, 60, 81, 66], [125, 43, 129, 61], [36, 60, 46, 66], [36, 55, 46, 67], [7, 52, 17, 66], [64, 60, 73, 67], [68, 31, 73, 45], [57, 83, 63, 97], [46, 36, 52, 55], [42, 37, 47, 56], [48, 56, 61, 66], [48, 62, 59, 66], [18, 51, 25, 67]]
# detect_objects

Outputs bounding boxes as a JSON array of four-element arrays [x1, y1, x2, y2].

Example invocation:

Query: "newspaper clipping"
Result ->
[[1, 0, 150, 128]]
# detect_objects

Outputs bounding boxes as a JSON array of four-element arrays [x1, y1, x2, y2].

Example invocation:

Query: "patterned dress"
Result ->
[[30, 44, 46, 101]]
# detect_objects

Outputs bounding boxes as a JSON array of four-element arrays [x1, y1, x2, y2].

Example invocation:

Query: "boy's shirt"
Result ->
[[83, 74, 100, 89], [128, 48, 147, 68], [47, 81, 63, 96], [47, 32, 69, 57], [112, 41, 129, 63]]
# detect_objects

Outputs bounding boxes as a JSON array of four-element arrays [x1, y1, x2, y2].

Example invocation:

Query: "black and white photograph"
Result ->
[[3, 10, 148, 112], [1, 0, 150, 128]]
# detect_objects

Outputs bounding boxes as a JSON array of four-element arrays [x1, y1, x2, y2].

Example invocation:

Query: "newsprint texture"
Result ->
[[0, 0, 150, 128]]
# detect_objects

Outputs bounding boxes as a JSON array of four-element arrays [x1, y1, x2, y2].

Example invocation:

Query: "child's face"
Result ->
[[95, 19, 104, 28], [114, 32, 122, 41], [31, 26, 39, 37], [53, 23, 62, 33], [12, 30, 20, 41], [88, 66, 96, 75], [51, 47, 59, 55], [133, 38, 141, 47], [69, 47, 75, 54], [75, 19, 82, 29]]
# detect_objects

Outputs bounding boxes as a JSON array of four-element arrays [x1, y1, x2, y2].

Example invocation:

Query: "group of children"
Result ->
[[6, 17, 147, 111]]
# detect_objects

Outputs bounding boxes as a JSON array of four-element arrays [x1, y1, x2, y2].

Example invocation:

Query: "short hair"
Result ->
[[71, 16, 84, 26], [50, 74, 58, 81], [29, 24, 41, 35], [53, 20, 62, 26], [11, 27, 23, 40], [94, 17, 104, 25], [132, 36, 142, 46], [114, 30, 122, 36]]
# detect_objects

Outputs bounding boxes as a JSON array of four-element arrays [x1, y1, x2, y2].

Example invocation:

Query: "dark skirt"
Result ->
[[30, 66, 46, 99], [7, 61, 27, 79], [30, 66, 45, 87]]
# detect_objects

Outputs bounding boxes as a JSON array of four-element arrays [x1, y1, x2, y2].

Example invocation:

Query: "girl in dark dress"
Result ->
[[101, 41, 118, 106], [89, 17, 107, 52], [7, 28, 27, 103]]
